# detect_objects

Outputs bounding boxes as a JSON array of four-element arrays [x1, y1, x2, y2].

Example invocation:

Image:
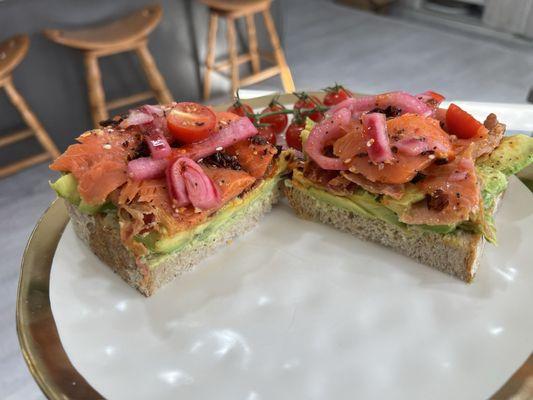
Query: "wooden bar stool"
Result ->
[[199, 0, 295, 100], [0, 34, 60, 178], [44, 5, 172, 128]]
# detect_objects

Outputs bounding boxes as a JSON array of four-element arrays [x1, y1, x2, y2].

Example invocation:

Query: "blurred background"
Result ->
[[2, 0, 533, 398]]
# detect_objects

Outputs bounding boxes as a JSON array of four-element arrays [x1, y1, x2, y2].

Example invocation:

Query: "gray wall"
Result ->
[[0, 0, 283, 162]]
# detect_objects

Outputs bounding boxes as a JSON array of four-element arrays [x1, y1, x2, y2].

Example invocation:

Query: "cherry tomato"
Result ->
[[259, 102, 288, 134], [285, 121, 306, 151], [445, 103, 484, 139], [425, 90, 445, 104], [293, 93, 323, 122], [227, 102, 254, 122], [323, 84, 352, 106], [257, 125, 276, 146], [167, 102, 217, 143]]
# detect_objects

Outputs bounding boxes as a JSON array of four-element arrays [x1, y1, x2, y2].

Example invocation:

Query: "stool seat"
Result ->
[[43, 5, 172, 127], [199, 0, 270, 12], [43, 5, 162, 51], [0, 35, 29, 79]]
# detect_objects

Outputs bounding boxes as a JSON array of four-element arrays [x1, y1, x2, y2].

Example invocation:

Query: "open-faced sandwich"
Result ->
[[49, 88, 533, 294], [50, 102, 293, 296], [283, 90, 533, 282]]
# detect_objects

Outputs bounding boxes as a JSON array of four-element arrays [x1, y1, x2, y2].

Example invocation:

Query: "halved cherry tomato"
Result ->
[[257, 125, 276, 145], [285, 121, 305, 151], [294, 92, 323, 122], [227, 102, 254, 122], [323, 84, 352, 106], [445, 103, 483, 139], [259, 102, 288, 134], [167, 102, 217, 144]]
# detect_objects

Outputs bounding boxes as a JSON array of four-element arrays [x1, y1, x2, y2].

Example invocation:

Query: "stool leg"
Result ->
[[226, 17, 239, 96], [203, 13, 218, 101], [84, 53, 108, 127], [135, 43, 173, 104], [245, 14, 260, 74], [3, 78, 60, 158], [262, 9, 295, 93]]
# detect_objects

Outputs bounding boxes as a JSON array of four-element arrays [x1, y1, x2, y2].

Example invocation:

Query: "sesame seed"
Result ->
[[215, 146, 223, 151], [366, 138, 375, 147], [428, 154, 435, 159], [343, 158, 352, 164], [103, 144, 112, 149]]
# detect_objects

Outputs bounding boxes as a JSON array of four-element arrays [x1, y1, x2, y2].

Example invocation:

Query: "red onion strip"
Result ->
[[361, 113, 394, 164], [327, 91, 433, 118], [303, 108, 351, 170], [176, 117, 258, 161], [146, 133, 171, 159], [127, 157, 168, 181], [166, 157, 221, 209]]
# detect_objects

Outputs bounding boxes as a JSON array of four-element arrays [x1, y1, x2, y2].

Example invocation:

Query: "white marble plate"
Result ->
[[49, 176, 533, 400]]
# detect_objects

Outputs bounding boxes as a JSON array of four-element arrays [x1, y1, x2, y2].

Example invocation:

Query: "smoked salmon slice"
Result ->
[[225, 138, 277, 178], [117, 167, 256, 256], [333, 114, 454, 184], [203, 167, 256, 203], [399, 146, 479, 226], [50, 129, 141, 205]]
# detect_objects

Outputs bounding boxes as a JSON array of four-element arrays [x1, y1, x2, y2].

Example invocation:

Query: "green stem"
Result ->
[[253, 106, 329, 120]]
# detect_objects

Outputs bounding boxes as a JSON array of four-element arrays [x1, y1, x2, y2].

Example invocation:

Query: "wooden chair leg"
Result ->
[[135, 43, 173, 104], [203, 13, 218, 101], [84, 53, 108, 128], [3, 77, 60, 158], [226, 17, 239, 96], [245, 14, 260, 74], [262, 9, 295, 93]]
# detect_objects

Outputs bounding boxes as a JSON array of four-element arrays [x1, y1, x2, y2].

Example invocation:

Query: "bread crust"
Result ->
[[284, 183, 486, 282], [67, 186, 280, 296]]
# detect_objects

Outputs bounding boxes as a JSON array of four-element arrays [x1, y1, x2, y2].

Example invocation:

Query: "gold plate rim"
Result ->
[[16, 92, 532, 399]]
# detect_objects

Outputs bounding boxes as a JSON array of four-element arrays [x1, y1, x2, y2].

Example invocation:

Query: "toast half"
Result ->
[[284, 183, 487, 282], [68, 183, 281, 296]]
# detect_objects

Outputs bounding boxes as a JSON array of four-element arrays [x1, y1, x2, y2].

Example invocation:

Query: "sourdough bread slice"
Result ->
[[67, 183, 281, 296], [284, 183, 488, 282]]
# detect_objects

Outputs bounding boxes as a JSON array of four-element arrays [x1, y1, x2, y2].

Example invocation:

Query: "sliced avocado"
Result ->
[[78, 199, 104, 214], [348, 190, 403, 227], [50, 174, 81, 205], [50, 173, 110, 214], [476, 165, 508, 210], [476, 134, 533, 176], [417, 223, 457, 234], [381, 184, 425, 214], [308, 186, 374, 219], [152, 230, 194, 253]]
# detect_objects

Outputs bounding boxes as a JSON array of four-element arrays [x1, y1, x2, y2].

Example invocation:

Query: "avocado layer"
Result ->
[[290, 170, 455, 234], [50, 173, 110, 214], [50, 174, 80, 205], [477, 134, 533, 176]]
